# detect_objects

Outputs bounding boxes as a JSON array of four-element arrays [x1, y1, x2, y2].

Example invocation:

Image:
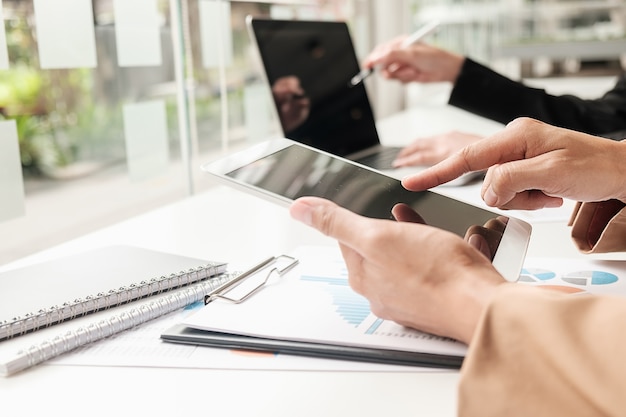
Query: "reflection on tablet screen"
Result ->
[[226, 144, 506, 252]]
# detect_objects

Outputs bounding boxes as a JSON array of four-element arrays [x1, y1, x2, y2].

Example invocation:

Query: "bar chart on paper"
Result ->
[[301, 274, 408, 337], [299, 250, 454, 341], [301, 275, 371, 327]]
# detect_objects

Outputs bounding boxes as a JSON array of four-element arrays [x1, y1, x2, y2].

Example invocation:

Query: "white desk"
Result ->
[[0, 104, 602, 416]]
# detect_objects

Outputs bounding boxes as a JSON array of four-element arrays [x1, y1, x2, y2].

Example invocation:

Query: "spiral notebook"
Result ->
[[0, 245, 227, 341], [0, 271, 235, 376]]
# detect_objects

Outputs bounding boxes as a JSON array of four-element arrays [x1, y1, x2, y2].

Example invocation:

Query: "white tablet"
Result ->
[[202, 138, 531, 282]]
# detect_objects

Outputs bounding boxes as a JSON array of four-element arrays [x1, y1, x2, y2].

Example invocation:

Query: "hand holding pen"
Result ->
[[351, 20, 465, 86], [350, 21, 440, 86]]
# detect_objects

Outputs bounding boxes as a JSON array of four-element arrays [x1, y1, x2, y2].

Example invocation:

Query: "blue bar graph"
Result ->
[[300, 271, 448, 341], [301, 275, 371, 327]]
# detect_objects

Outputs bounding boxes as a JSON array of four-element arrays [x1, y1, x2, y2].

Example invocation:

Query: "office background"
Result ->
[[1, 0, 625, 266]]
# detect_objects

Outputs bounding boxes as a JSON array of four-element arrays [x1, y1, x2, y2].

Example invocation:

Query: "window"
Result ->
[[0, 0, 366, 265]]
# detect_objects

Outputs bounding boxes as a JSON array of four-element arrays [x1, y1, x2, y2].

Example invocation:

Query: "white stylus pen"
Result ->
[[349, 20, 440, 87]]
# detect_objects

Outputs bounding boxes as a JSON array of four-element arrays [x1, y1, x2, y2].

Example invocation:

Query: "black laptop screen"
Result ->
[[249, 18, 380, 157]]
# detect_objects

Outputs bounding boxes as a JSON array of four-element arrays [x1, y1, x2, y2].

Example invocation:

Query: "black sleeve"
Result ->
[[449, 58, 626, 140]]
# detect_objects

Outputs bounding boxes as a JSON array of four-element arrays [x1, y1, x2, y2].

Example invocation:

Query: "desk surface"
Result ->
[[0, 104, 605, 417]]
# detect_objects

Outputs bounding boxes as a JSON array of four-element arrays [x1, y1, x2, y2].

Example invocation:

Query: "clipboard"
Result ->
[[161, 324, 463, 369], [160, 247, 466, 369]]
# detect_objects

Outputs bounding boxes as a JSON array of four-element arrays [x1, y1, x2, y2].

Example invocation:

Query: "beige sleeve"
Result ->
[[568, 199, 626, 253], [458, 284, 626, 417]]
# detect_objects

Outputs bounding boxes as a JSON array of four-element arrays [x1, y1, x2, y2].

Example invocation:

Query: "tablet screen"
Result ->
[[226, 143, 503, 239]]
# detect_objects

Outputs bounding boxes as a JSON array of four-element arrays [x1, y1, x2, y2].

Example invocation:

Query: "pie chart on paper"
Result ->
[[561, 270, 619, 286], [518, 268, 556, 283]]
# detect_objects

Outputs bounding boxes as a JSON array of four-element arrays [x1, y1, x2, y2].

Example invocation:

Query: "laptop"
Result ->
[[246, 16, 401, 171], [246, 16, 483, 186]]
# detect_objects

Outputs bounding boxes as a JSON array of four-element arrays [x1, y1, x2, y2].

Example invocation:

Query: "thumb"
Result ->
[[289, 197, 369, 244]]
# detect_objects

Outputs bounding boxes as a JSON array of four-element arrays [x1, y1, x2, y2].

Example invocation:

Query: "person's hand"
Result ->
[[402, 118, 626, 210], [271, 76, 310, 132], [392, 131, 483, 167], [289, 197, 507, 344], [363, 38, 464, 84]]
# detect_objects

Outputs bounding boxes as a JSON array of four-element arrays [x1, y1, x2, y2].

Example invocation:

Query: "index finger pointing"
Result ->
[[401, 151, 474, 190], [401, 119, 537, 191]]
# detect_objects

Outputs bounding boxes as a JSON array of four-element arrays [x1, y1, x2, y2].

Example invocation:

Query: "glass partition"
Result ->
[[0, 0, 365, 265]]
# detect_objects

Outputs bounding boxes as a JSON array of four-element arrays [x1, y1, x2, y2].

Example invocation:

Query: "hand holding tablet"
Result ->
[[201, 138, 531, 282]]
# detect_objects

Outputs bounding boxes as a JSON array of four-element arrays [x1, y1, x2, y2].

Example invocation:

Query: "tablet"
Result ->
[[201, 138, 531, 282]]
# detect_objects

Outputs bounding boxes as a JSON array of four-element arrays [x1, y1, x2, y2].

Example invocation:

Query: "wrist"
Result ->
[[444, 53, 464, 83], [447, 268, 505, 344]]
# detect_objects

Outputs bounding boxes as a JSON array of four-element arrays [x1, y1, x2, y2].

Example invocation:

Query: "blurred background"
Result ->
[[1, 0, 624, 264]]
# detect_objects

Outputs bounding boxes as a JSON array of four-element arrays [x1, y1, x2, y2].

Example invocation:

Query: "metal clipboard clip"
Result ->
[[204, 255, 299, 305]]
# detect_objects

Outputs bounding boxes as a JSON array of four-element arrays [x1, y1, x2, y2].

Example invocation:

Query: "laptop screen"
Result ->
[[248, 18, 381, 157]]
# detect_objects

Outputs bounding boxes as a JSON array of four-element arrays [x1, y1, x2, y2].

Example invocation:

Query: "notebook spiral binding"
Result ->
[[0, 262, 227, 342], [2, 273, 236, 376]]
